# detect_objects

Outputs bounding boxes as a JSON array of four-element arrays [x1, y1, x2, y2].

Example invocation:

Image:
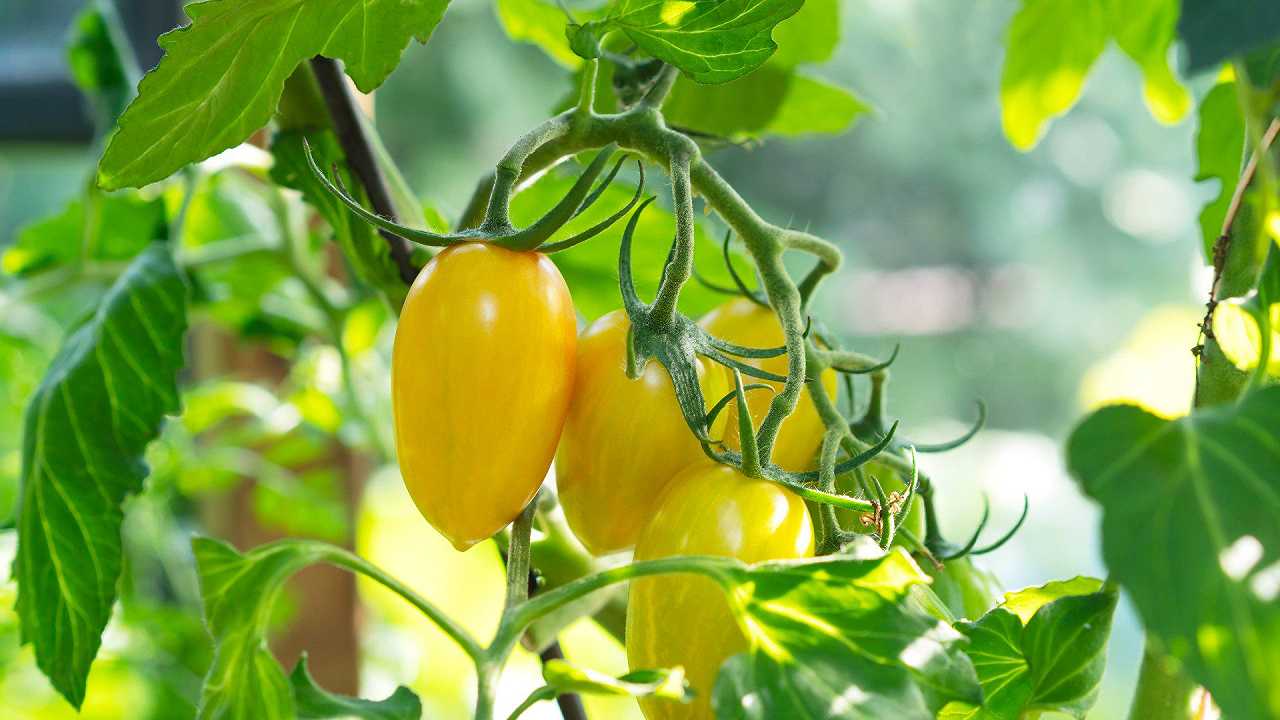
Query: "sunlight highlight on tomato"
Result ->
[[627, 464, 813, 720], [392, 242, 577, 550]]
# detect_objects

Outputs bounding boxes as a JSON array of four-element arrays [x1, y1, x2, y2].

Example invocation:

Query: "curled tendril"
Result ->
[[938, 495, 990, 561], [970, 495, 1030, 556], [539, 161, 646, 253], [905, 401, 987, 453], [721, 230, 769, 307], [704, 383, 774, 432], [304, 140, 630, 252], [828, 344, 901, 375], [692, 266, 742, 296]]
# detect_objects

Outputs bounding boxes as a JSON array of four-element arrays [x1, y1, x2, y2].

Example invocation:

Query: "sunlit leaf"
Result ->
[[1067, 389, 1280, 719], [712, 551, 982, 718], [496, 0, 604, 67], [98, 0, 453, 189], [1000, 0, 1189, 150], [14, 244, 187, 707], [292, 654, 421, 720], [608, 0, 803, 84], [665, 66, 867, 140], [542, 659, 693, 702], [940, 579, 1117, 720]]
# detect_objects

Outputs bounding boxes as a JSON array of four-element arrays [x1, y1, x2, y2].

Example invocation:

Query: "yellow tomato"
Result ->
[[627, 464, 813, 720], [556, 310, 729, 555], [392, 242, 576, 551], [698, 298, 838, 471]]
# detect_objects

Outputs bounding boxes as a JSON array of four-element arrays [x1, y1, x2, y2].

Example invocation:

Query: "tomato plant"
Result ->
[[0, 1, 1278, 720]]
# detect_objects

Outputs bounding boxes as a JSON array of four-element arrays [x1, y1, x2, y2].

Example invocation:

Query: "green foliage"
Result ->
[[5, 192, 166, 277], [1193, 81, 1246, 259], [271, 131, 409, 309], [1068, 388, 1280, 719], [97, 0, 452, 190], [711, 551, 981, 718], [13, 244, 188, 708], [1179, 0, 1280, 73], [1000, 0, 1189, 150], [66, 0, 139, 132], [939, 578, 1117, 719], [291, 654, 421, 720], [605, 0, 802, 84]]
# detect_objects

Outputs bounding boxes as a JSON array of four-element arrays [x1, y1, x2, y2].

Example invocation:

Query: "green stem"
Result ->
[[1128, 640, 1198, 720], [506, 687, 557, 720], [504, 498, 537, 610], [324, 547, 485, 662]]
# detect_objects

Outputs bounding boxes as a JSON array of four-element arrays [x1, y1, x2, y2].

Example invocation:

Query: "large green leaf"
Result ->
[[98, 0, 452, 190], [4, 192, 166, 277], [939, 578, 1117, 720], [292, 654, 421, 720], [608, 0, 803, 84], [13, 243, 188, 708], [1067, 388, 1280, 719], [1179, 0, 1280, 73], [711, 550, 982, 718], [1000, 0, 1189, 150]]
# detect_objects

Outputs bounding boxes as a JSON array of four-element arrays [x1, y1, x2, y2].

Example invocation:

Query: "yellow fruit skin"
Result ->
[[556, 310, 729, 555], [627, 464, 814, 720], [392, 242, 577, 551], [698, 298, 838, 471]]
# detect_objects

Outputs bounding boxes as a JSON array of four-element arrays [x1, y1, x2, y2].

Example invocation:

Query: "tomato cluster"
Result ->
[[390, 242, 974, 719]]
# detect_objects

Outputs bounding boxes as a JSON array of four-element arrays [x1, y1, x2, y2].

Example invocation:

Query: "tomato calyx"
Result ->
[[304, 139, 645, 253]]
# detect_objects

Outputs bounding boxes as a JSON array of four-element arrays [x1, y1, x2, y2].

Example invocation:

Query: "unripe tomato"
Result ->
[[556, 310, 730, 555], [834, 460, 926, 541], [627, 464, 813, 720], [697, 298, 838, 471], [392, 242, 576, 551]]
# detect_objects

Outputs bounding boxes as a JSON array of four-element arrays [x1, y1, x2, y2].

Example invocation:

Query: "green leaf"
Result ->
[[97, 0, 452, 189], [4, 192, 166, 277], [941, 579, 1117, 720], [193, 537, 326, 720], [291, 654, 421, 720], [1067, 389, 1280, 719], [711, 551, 982, 718], [1193, 81, 1246, 259], [607, 0, 804, 84], [67, 0, 139, 132], [664, 66, 867, 140], [497, 0, 603, 67], [1000, 0, 1109, 151], [13, 243, 188, 708], [542, 659, 693, 702], [1000, 0, 1189, 150], [1179, 0, 1280, 73], [1107, 0, 1192, 124]]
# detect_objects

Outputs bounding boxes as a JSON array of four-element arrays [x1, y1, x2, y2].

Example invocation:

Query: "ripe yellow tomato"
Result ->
[[556, 310, 729, 555], [392, 242, 577, 551], [627, 464, 813, 720], [698, 298, 838, 471]]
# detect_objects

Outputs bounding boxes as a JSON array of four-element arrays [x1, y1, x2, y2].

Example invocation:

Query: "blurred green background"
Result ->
[[0, 0, 1212, 717]]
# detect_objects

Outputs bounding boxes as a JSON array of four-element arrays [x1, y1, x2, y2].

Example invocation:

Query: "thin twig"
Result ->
[[309, 56, 418, 284], [539, 642, 588, 720]]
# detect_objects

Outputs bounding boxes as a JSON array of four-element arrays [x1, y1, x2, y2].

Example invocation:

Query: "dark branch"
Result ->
[[309, 56, 418, 284]]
